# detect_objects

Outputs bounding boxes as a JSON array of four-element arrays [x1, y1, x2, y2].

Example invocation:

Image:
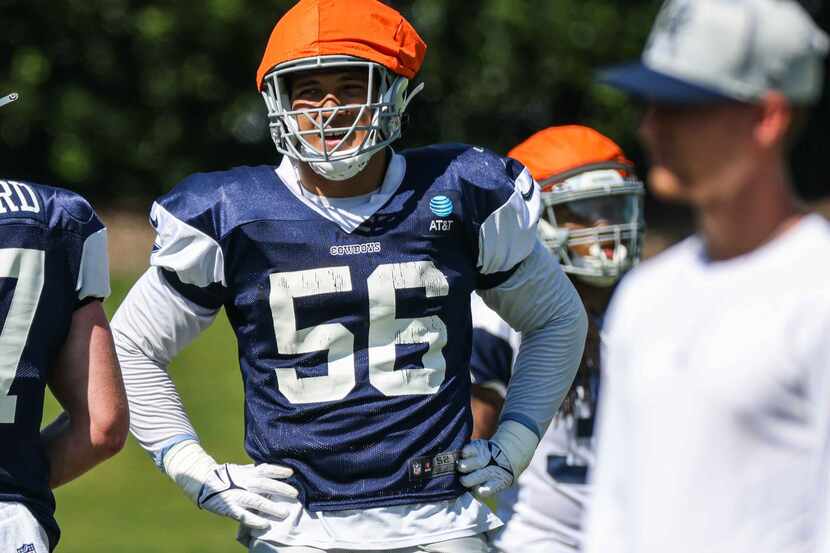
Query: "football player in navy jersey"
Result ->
[[468, 126, 645, 553], [0, 92, 128, 552], [110, 1, 587, 551]]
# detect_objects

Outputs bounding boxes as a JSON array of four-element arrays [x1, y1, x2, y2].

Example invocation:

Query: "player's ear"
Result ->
[[753, 92, 792, 151]]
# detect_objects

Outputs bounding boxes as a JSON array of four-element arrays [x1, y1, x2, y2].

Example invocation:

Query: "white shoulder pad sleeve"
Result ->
[[76, 227, 111, 300], [477, 167, 542, 275], [150, 202, 225, 287]]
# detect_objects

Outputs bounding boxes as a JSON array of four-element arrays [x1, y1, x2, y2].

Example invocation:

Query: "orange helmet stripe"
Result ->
[[257, 0, 427, 90], [508, 125, 632, 184]]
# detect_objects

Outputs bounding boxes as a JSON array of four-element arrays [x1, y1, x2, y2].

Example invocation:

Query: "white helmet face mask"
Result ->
[[0, 92, 19, 109], [261, 56, 423, 181], [538, 164, 645, 287]]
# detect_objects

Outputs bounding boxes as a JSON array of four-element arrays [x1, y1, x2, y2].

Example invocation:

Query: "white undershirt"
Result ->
[[276, 155, 404, 233], [585, 214, 830, 553]]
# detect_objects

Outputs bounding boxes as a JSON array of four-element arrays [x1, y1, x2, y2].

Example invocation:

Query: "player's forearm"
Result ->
[[117, 347, 200, 463], [503, 308, 586, 435], [111, 268, 217, 465], [42, 411, 125, 488], [44, 300, 129, 488], [470, 386, 504, 440]]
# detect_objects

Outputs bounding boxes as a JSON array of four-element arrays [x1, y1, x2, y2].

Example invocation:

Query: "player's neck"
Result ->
[[573, 281, 612, 317], [296, 149, 389, 198], [697, 160, 804, 262]]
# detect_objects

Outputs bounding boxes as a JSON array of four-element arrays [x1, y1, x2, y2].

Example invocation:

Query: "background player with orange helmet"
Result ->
[[468, 126, 644, 552], [110, 1, 587, 551], [0, 93, 128, 552]]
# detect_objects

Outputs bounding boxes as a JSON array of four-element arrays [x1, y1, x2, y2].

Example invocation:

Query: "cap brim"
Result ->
[[597, 62, 734, 104]]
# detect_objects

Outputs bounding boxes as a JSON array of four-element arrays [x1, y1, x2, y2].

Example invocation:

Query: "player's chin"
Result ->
[[647, 167, 691, 204]]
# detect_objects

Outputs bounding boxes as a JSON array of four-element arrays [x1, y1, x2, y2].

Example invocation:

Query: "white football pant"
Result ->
[[249, 534, 492, 553], [0, 502, 50, 553]]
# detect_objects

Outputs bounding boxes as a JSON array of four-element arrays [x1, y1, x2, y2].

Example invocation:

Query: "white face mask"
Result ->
[[261, 56, 423, 183], [537, 168, 645, 287]]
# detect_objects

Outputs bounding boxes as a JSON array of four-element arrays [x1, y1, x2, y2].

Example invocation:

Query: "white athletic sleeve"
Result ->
[[583, 277, 637, 553], [478, 239, 587, 440], [110, 267, 218, 467], [76, 227, 111, 300]]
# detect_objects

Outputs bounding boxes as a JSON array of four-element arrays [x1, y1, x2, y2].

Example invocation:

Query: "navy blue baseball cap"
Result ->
[[598, 0, 828, 105]]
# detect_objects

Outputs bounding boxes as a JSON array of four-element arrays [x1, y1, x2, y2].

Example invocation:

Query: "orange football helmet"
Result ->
[[509, 126, 645, 287], [257, 0, 426, 181]]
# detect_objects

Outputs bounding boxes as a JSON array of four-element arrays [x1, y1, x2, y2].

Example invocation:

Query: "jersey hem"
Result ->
[[306, 489, 464, 512]]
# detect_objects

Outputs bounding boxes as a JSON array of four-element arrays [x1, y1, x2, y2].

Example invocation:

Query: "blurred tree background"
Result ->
[[2, 0, 827, 214]]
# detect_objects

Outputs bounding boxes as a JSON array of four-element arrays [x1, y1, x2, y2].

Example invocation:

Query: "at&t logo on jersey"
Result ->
[[429, 195, 454, 232]]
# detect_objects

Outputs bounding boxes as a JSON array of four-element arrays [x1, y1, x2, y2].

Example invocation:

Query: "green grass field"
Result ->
[[45, 275, 251, 552]]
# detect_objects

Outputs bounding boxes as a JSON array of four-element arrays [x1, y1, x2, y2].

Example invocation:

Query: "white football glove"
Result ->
[[163, 440, 298, 530], [458, 420, 539, 498]]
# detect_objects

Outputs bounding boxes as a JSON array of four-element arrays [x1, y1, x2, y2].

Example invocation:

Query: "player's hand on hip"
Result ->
[[458, 420, 540, 498], [457, 439, 515, 498], [196, 462, 298, 530], [163, 440, 298, 530]]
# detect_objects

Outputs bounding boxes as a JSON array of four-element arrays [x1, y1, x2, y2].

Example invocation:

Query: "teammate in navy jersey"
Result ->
[[469, 126, 645, 553], [0, 93, 128, 552], [110, 1, 586, 551]]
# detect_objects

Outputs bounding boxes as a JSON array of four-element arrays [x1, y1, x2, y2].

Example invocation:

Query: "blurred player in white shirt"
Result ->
[[469, 125, 645, 552], [585, 1, 830, 552]]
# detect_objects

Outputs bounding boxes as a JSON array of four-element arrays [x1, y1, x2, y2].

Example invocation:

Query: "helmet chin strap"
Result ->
[[305, 145, 377, 181]]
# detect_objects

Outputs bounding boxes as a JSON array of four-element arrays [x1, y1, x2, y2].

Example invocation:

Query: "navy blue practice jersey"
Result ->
[[149, 144, 540, 511], [0, 179, 109, 550]]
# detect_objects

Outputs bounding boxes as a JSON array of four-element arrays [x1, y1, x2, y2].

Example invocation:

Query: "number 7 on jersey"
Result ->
[[0, 248, 45, 423]]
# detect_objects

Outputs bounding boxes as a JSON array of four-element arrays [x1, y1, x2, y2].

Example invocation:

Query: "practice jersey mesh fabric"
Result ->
[[0, 179, 109, 551], [147, 145, 539, 511]]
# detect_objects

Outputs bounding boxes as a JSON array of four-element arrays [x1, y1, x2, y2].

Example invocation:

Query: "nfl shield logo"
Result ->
[[412, 462, 422, 476], [17, 544, 36, 553]]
